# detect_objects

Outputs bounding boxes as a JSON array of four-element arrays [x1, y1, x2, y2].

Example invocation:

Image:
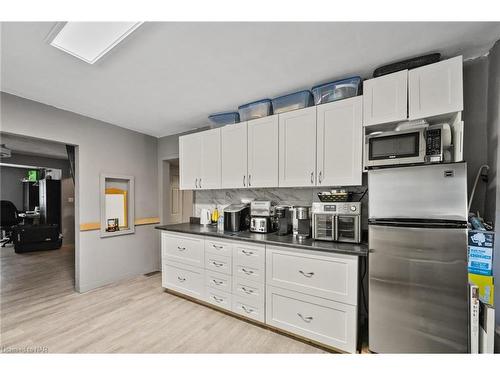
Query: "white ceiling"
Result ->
[[0, 132, 68, 159], [1, 22, 499, 138]]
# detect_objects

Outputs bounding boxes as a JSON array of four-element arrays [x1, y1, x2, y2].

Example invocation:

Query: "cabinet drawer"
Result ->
[[266, 286, 357, 353], [266, 246, 358, 305], [232, 277, 265, 303], [205, 239, 233, 257], [162, 232, 204, 268], [234, 263, 264, 284], [232, 296, 265, 323], [164, 262, 204, 300], [205, 252, 232, 275], [205, 287, 232, 311], [233, 242, 265, 269], [205, 270, 232, 293]]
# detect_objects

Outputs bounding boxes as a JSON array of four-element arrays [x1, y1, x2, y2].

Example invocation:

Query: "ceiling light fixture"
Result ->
[[49, 22, 143, 64]]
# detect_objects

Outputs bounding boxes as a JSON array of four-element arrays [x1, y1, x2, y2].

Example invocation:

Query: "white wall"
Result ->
[[0, 92, 160, 292]]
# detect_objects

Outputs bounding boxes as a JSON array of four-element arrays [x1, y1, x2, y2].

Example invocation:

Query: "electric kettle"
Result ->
[[200, 209, 211, 225]]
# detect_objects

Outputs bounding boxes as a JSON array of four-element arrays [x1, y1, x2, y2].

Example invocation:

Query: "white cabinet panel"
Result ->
[[164, 262, 205, 300], [266, 286, 357, 353], [221, 123, 248, 189], [363, 70, 408, 126], [266, 246, 358, 305], [206, 287, 232, 311], [232, 296, 265, 323], [317, 97, 363, 187], [247, 115, 279, 188], [179, 133, 201, 190], [278, 107, 317, 187], [162, 232, 204, 268], [200, 128, 221, 189], [408, 56, 463, 119]]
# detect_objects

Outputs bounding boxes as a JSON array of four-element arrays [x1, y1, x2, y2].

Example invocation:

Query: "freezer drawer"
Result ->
[[368, 163, 467, 221], [368, 224, 468, 353]]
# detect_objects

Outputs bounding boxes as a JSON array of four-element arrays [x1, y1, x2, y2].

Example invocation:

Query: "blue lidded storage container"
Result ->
[[311, 76, 362, 105], [208, 112, 240, 127], [238, 99, 272, 121], [271, 90, 313, 114]]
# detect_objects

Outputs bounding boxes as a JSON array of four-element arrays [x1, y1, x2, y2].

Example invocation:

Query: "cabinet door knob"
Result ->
[[212, 295, 223, 303], [241, 286, 254, 295], [199, 178, 202, 188], [212, 261, 224, 268], [248, 174, 251, 186], [195, 178, 198, 188], [241, 250, 254, 256], [177, 276, 186, 282], [177, 246, 186, 251], [319, 171, 322, 184], [297, 313, 313, 323], [212, 279, 223, 286], [243, 175, 246, 187], [310, 172, 314, 184]]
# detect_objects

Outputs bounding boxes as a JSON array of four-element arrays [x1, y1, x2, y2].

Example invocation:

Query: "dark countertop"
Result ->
[[155, 223, 368, 257]]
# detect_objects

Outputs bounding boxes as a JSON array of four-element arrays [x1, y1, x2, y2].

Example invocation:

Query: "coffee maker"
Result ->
[[294, 206, 311, 239], [275, 206, 292, 236], [250, 200, 276, 233]]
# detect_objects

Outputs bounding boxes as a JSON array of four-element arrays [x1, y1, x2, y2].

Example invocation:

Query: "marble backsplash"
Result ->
[[193, 175, 369, 229]]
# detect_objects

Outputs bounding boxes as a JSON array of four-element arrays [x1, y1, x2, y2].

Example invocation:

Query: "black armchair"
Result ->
[[1, 200, 21, 247]]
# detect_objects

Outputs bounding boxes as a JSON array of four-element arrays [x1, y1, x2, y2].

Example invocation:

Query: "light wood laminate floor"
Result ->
[[0, 245, 326, 353]]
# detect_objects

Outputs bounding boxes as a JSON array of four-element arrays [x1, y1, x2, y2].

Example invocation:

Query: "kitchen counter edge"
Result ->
[[155, 224, 367, 257]]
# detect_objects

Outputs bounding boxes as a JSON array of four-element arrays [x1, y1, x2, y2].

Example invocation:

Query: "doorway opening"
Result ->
[[0, 132, 77, 291], [161, 158, 192, 225]]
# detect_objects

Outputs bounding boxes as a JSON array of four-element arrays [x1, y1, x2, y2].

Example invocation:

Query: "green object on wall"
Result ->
[[27, 170, 39, 181]]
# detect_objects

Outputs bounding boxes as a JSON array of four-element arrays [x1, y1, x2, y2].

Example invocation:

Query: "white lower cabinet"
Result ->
[[266, 286, 357, 353], [161, 231, 359, 352], [232, 296, 265, 323], [206, 287, 232, 310], [163, 262, 205, 300]]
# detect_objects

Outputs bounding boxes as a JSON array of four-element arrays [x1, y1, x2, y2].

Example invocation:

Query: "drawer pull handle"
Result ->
[[299, 270, 314, 278], [177, 246, 186, 251], [242, 305, 254, 314], [212, 279, 223, 286], [241, 287, 254, 295], [242, 250, 254, 256], [212, 296, 223, 303], [297, 313, 313, 323], [212, 244, 223, 250], [242, 268, 254, 275], [177, 276, 186, 282], [212, 261, 224, 268]]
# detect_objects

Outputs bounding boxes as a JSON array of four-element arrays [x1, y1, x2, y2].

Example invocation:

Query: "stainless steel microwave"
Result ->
[[365, 128, 426, 168]]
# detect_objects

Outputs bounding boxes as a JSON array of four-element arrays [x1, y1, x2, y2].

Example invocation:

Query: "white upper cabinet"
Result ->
[[199, 128, 221, 189], [363, 70, 408, 126], [221, 122, 248, 189], [247, 115, 279, 188], [279, 106, 317, 187], [317, 97, 363, 187], [179, 129, 221, 190], [179, 132, 202, 190], [408, 56, 463, 120]]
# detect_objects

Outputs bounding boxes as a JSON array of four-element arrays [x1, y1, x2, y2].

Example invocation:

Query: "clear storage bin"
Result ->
[[208, 112, 240, 127], [271, 90, 313, 114], [238, 99, 272, 121], [311, 76, 362, 105]]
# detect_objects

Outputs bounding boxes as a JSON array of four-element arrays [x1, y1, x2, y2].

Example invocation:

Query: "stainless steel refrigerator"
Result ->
[[368, 162, 469, 353]]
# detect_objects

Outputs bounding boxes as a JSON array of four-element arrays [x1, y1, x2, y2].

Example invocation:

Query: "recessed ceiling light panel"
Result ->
[[49, 22, 143, 64]]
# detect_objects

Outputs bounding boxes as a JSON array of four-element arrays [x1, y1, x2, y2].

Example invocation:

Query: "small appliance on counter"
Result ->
[[312, 202, 361, 243], [223, 204, 250, 232], [200, 208, 211, 225], [250, 200, 276, 233], [275, 206, 293, 236], [294, 206, 311, 239]]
